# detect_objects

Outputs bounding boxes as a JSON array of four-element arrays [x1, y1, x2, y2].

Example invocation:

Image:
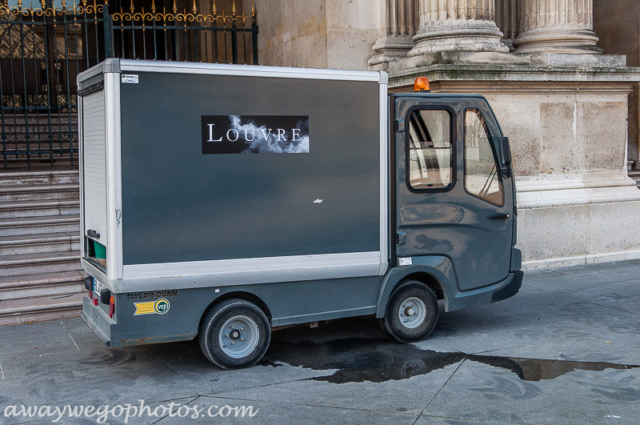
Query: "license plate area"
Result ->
[[93, 279, 106, 296]]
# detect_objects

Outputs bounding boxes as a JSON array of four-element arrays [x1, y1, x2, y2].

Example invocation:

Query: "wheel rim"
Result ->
[[398, 297, 427, 329], [218, 315, 260, 359]]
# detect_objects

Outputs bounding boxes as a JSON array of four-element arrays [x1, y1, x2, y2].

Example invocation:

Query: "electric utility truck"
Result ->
[[79, 59, 523, 369]]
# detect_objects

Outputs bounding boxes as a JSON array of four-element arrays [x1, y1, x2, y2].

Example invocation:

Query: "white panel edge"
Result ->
[[379, 83, 389, 276], [105, 74, 118, 278], [121, 252, 382, 286], [78, 96, 85, 259], [114, 76, 123, 280], [119, 60, 382, 82]]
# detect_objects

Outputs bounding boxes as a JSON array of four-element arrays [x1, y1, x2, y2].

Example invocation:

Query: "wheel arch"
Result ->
[[402, 272, 445, 299], [198, 291, 273, 331], [376, 256, 458, 318]]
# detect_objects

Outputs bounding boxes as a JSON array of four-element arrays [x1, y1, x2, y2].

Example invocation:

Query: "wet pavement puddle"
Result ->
[[260, 322, 639, 384]]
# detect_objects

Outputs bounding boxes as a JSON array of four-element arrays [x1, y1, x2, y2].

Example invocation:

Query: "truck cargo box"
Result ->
[[78, 59, 388, 291]]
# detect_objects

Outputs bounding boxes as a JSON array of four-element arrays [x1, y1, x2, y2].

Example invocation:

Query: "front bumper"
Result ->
[[491, 270, 523, 303]]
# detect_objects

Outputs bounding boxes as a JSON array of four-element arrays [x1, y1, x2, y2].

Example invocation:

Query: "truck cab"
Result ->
[[389, 86, 521, 307]]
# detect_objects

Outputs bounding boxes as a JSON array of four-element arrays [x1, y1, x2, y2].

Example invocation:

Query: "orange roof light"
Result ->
[[414, 77, 430, 92]]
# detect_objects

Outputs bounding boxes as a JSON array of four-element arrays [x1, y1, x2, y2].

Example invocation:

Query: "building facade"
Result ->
[[251, 0, 640, 268]]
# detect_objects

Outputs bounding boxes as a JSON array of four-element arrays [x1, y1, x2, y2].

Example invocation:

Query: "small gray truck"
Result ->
[[78, 59, 523, 369]]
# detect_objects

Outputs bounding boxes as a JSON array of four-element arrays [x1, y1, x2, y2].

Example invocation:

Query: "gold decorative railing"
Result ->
[[109, 0, 257, 63]]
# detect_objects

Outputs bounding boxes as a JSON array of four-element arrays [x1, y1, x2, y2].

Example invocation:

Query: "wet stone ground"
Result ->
[[1, 260, 640, 424]]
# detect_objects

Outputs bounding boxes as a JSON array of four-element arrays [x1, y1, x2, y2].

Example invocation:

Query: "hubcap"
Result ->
[[218, 315, 260, 359], [398, 297, 427, 329]]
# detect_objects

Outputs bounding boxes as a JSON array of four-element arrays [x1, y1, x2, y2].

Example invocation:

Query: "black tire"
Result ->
[[198, 299, 271, 369], [381, 280, 439, 343]]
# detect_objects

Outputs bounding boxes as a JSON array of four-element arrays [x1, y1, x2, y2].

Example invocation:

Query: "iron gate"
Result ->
[[0, 0, 258, 168]]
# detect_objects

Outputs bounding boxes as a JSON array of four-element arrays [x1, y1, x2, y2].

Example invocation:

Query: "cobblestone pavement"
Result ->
[[1, 261, 639, 424]]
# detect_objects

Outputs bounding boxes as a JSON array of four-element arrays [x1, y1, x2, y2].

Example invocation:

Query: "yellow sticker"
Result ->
[[134, 301, 156, 315], [134, 298, 170, 316]]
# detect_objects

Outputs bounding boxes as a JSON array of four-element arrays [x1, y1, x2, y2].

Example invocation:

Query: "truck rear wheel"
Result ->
[[382, 280, 438, 343], [198, 299, 271, 369]]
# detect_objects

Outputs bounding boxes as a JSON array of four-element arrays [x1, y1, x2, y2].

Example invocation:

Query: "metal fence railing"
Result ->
[[0, 0, 258, 168]]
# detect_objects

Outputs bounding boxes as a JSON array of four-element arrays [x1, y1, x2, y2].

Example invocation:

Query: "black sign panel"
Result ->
[[201, 115, 310, 154]]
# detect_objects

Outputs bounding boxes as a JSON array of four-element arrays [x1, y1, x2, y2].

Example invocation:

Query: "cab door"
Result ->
[[394, 96, 514, 291]]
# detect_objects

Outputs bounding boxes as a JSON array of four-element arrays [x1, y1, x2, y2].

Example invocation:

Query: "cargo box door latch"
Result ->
[[396, 231, 406, 245], [394, 119, 405, 133]]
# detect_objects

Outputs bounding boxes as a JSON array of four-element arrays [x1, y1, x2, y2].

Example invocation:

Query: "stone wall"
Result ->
[[325, 0, 380, 69], [245, 0, 328, 68], [248, 0, 379, 70], [487, 82, 640, 267]]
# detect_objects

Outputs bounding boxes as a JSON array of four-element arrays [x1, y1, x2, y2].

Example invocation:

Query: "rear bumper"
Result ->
[[81, 295, 117, 347], [82, 289, 197, 347]]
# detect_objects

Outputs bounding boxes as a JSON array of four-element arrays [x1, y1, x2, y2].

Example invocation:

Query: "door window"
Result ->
[[407, 109, 453, 191], [464, 109, 504, 206]]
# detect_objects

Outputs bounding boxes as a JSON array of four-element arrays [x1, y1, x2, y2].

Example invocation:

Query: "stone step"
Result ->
[[0, 131, 77, 142], [4, 120, 78, 128], [0, 231, 81, 255], [2, 138, 75, 147], [2, 138, 74, 143], [0, 169, 79, 186], [1, 157, 79, 170], [0, 251, 82, 277], [0, 163, 85, 325], [629, 171, 640, 188], [0, 126, 77, 136], [0, 199, 80, 219], [1, 120, 77, 128], [0, 215, 80, 236], [0, 292, 83, 326], [0, 270, 85, 301], [0, 145, 76, 157], [1, 135, 77, 144], [0, 183, 79, 202]]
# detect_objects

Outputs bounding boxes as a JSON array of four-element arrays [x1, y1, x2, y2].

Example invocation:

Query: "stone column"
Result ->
[[407, 0, 509, 57], [514, 0, 602, 54], [369, 0, 419, 69]]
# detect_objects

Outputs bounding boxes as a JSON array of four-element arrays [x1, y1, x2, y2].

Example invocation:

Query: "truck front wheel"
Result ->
[[198, 299, 271, 369], [382, 280, 439, 343]]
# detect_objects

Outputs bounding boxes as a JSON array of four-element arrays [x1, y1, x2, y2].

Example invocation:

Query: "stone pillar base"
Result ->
[[514, 27, 603, 55], [408, 20, 509, 57], [369, 35, 415, 70]]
